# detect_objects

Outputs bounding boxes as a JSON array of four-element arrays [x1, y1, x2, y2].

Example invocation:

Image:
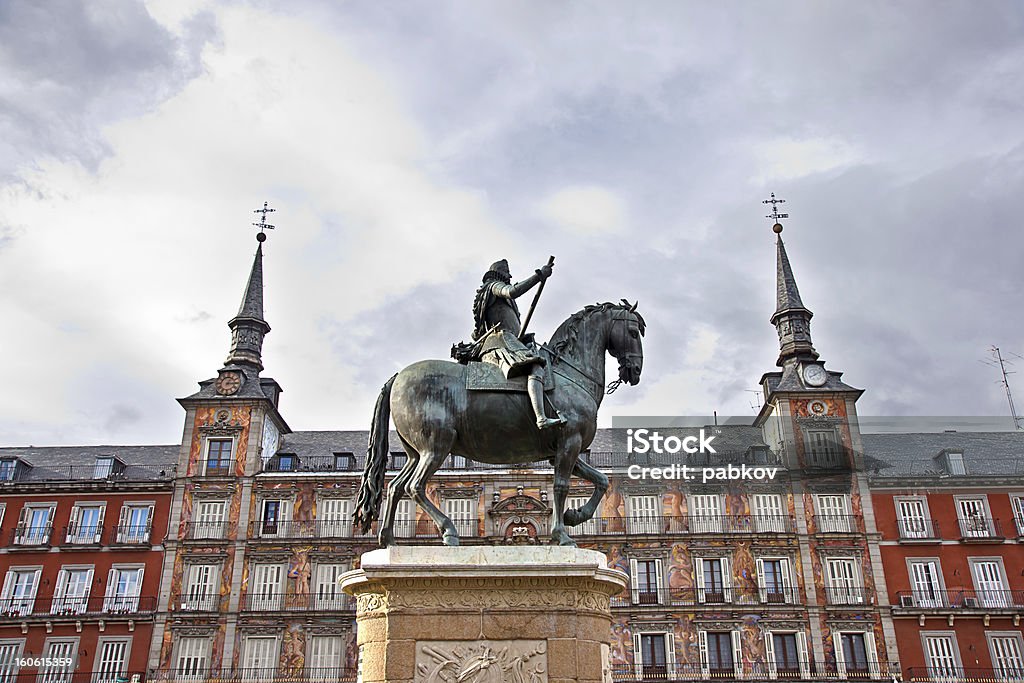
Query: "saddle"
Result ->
[[464, 354, 556, 393]]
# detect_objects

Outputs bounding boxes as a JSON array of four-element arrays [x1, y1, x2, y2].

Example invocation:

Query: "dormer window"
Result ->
[[275, 454, 297, 472], [93, 456, 123, 479], [945, 450, 967, 475], [334, 453, 356, 471], [0, 459, 18, 481]]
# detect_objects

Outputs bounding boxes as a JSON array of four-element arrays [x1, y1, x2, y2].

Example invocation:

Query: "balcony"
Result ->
[[608, 661, 891, 681], [894, 589, 1024, 611], [825, 586, 873, 606], [812, 514, 863, 534], [613, 586, 800, 608], [182, 521, 236, 541], [0, 594, 156, 619], [898, 518, 941, 542], [150, 669, 356, 683], [173, 594, 221, 613], [108, 523, 153, 545], [10, 523, 54, 547], [240, 592, 351, 612], [578, 515, 795, 536], [958, 517, 1004, 541], [905, 666, 1024, 682]]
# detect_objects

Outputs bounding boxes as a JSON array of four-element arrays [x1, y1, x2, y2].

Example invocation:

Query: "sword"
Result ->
[[519, 255, 554, 341]]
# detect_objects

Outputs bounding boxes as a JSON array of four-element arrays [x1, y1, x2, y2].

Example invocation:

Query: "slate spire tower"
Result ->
[[224, 237, 271, 371], [771, 223, 819, 368]]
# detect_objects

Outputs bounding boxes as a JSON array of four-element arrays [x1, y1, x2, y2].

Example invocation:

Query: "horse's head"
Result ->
[[608, 299, 645, 386]]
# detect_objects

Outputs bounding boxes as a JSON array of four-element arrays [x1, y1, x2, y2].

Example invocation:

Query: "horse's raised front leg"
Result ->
[[406, 448, 458, 546], [563, 458, 608, 527], [377, 436, 419, 548], [551, 434, 582, 546]]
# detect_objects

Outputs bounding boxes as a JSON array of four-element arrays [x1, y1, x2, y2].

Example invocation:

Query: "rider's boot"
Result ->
[[528, 372, 565, 430]]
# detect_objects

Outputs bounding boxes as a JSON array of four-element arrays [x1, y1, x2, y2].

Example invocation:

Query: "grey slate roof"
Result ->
[[774, 234, 808, 318], [863, 431, 1024, 478], [183, 367, 282, 402], [0, 444, 178, 482], [233, 243, 266, 323]]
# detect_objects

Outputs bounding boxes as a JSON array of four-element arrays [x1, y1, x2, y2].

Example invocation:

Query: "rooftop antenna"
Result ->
[[746, 389, 763, 413], [980, 346, 1024, 430]]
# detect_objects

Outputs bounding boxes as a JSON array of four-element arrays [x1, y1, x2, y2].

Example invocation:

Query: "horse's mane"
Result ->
[[548, 301, 646, 356]]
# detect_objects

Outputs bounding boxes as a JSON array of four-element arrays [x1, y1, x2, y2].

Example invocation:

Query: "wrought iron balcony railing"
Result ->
[[958, 516, 1004, 540], [897, 517, 941, 540], [0, 594, 156, 619], [11, 523, 54, 546], [575, 514, 796, 536], [905, 666, 1024, 682], [613, 586, 801, 608], [812, 514, 863, 534], [894, 588, 1024, 611], [173, 593, 222, 613], [182, 521, 236, 540], [824, 586, 873, 606], [608, 660, 891, 681], [149, 668, 357, 683], [240, 592, 351, 612]]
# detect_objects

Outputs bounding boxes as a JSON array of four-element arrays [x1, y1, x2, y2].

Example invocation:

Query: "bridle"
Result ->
[[549, 310, 642, 398]]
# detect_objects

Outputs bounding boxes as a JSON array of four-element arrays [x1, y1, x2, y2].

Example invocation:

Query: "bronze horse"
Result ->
[[354, 301, 645, 546]]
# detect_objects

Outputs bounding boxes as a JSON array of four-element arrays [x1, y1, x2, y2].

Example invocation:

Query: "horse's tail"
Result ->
[[354, 373, 397, 535]]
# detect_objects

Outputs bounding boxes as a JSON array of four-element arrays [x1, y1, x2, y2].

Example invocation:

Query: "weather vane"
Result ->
[[252, 201, 276, 242], [762, 192, 789, 234]]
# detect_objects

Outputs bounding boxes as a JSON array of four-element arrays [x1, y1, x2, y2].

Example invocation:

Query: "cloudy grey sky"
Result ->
[[2, 0, 1023, 446]]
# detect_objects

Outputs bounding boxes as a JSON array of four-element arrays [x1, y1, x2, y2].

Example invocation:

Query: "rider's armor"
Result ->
[[473, 259, 565, 430]]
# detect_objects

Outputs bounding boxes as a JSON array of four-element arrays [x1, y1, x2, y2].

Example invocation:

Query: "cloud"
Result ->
[[538, 185, 627, 236]]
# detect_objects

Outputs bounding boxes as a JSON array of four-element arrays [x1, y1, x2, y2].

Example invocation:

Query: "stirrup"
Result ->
[[537, 413, 566, 430]]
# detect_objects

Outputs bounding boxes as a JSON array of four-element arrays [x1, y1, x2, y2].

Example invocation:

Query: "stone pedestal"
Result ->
[[341, 546, 627, 683]]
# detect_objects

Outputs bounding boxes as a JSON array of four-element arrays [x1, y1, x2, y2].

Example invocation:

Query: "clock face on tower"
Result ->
[[215, 371, 242, 396], [802, 363, 828, 387]]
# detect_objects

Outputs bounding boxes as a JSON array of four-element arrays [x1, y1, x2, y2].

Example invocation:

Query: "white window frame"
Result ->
[[921, 632, 962, 681], [39, 638, 78, 683], [567, 496, 599, 535], [895, 496, 933, 539], [242, 635, 279, 681], [806, 428, 841, 467], [15, 504, 56, 545], [203, 437, 235, 475], [394, 498, 415, 538], [250, 563, 284, 611], [193, 499, 227, 539], [753, 493, 786, 533], [764, 630, 810, 680], [694, 556, 732, 604], [987, 632, 1024, 682], [690, 494, 724, 533], [117, 503, 153, 544], [94, 638, 130, 683], [956, 496, 995, 538], [103, 566, 144, 613], [907, 558, 945, 608], [698, 630, 742, 679], [308, 635, 344, 681], [67, 503, 106, 544], [632, 631, 676, 680], [627, 495, 660, 534], [756, 556, 795, 604], [314, 562, 347, 610], [1011, 495, 1024, 537], [834, 630, 880, 680], [257, 498, 292, 538], [175, 636, 211, 679], [51, 566, 94, 615], [444, 498, 476, 537], [825, 557, 863, 605], [969, 557, 1010, 609], [0, 567, 41, 616], [815, 494, 851, 533], [317, 498, 351, 538], [0, 639, 24, 683], [183, 564, 219, 612], [629, 558, 664, 605]]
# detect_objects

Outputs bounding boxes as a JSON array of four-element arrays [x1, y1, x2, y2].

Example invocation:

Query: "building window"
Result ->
[[908, 559, 944, 608], [806, 429, 842, 467], [66, 504, 105, 544], [51, 567, 93, 615], [629, 558, 663, 605], [94, 638, 129, 683], [695, 557, 731, 604], [204, 438, 233, 475], [0, 460, 16, 482], [567, 496, 598, 535], [633, 632, 675, 680], [815, 494, 851, 533], [276, 454, 297, 472], [700, 631, 741, 678], [14, 504, 55, 545], [249, 564, 284, 611], [194, 500, 227, 539], [258, 499, 292, 537], [970, 559, 1009, 608], [93, 457, 114, 479], [757, 557, 794, 603], [395, 499, 415, 538], [334, 453, 355, 471], [945, 450, 967, 476], [39, 639, 76, 683], [826, 558, 862, 605], [957, 497, 995, 538], [988, 634, 1024, 682], [318, 498, 351, 538], [0, 568, 40, 616], [242, 636, 279, 680], [753, 493, 786, 533], [1012, 496, 1024, 537], [117, 504, 153, 543], [308, 635, 344, 681], [444, 498, 476, 537], [104, 567, 143, 613], [314, 563, 346, 610], [835, 631, 879, 679], [627, 495, 660, 534], [923, 634, 961, 680], [0, 641, 22, 683], [896, 497, 933, 539], [765, 631, 809, 679], [690, 494, 723, 533], [175, 637, 211, 679], [182, 564, 219, 612]]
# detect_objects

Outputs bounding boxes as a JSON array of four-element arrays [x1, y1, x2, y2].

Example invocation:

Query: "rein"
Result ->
[[546, 310, 638, 399]]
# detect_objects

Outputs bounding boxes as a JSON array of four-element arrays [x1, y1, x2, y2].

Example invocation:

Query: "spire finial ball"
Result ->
[[257, 232, 267, 243], [772, 223, 784, 234]]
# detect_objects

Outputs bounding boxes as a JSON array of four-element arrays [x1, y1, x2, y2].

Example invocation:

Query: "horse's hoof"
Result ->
[[378, 530, 395, 548], [564, 508, 582, 526], [442, 533, 461, 547]]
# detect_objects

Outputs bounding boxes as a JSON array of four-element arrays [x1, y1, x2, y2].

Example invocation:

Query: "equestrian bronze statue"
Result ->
[[354, 257, 645, 547]]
